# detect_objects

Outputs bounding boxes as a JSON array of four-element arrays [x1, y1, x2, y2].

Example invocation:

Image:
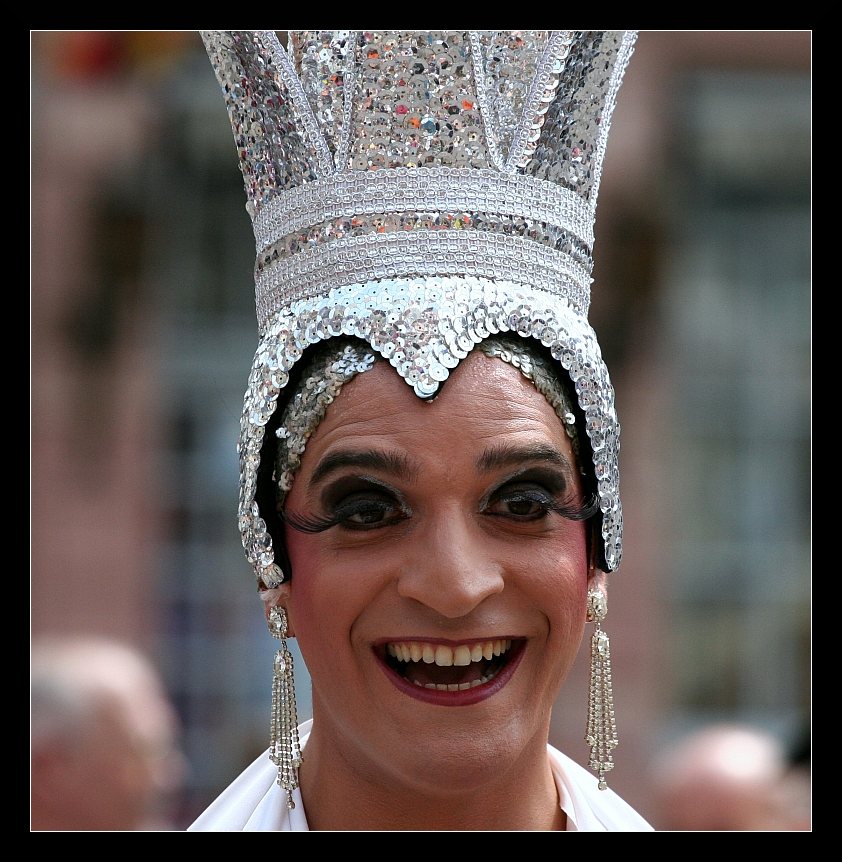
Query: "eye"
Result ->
[[282, 483, 410, 534], [334, 495, 407, 529], [484, 485, 557, 521], [480, 467, 597, 524]]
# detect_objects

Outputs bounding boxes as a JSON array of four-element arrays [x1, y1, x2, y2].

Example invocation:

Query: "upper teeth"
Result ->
[[386, 640, 513, 666]]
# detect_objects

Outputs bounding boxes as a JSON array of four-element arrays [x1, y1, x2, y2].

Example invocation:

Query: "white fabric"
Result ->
[[547, 746, 653, 831], [189, 719, 653, 832]]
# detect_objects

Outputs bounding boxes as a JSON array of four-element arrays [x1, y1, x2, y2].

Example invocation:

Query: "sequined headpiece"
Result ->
[[202, 30, 637, 587]]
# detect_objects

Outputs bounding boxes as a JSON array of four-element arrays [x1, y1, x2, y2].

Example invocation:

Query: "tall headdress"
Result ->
[[202, 31, 637, 589]]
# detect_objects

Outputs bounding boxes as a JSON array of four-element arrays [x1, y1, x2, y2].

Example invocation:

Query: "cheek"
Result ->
[[523, 520, 589, 584], [520, 525, 590, 634], [284, 530, 379, 661], [284, 527, 313, 580], [549, 567, 589, 635], [283, 530, 323, 638]]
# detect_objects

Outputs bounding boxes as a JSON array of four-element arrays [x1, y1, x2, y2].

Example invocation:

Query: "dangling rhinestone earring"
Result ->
[[268, 605, 302, 808], [585, 589, 619, 790]]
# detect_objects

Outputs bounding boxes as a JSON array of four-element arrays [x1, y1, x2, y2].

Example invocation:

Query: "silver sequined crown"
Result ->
[[202, 31, 637, 586]]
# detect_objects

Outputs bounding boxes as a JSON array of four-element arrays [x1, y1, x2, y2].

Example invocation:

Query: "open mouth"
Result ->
[[377, 638, 526, 702]]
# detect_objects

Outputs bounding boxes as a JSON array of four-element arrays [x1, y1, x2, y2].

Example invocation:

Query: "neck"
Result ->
[[298, 716, 565, 831]]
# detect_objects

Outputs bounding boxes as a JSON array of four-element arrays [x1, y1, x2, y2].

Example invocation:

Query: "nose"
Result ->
[[396, 509, 505, 618]]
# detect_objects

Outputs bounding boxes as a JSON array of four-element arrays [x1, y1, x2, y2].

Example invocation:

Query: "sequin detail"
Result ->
[[200, 32, 637, 584], [290, 31, 355, 161], [252, 167, 595, 255], [200, 31, 327, 215], [349, 31, 490, 171], [274, 341, 377, 501], [525, 31, 635, 205], [590, 31, 637, 206], [236, 276, 622, 588], [254, 230, 593, 330], [259, 213, 590, 279], [480, 31, 550, 161]]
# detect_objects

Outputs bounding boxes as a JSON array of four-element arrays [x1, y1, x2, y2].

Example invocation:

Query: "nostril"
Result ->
[[395, 559, 506, 618]]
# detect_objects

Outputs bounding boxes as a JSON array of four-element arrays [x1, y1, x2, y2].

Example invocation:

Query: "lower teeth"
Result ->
[[412, 670, 496, 691]]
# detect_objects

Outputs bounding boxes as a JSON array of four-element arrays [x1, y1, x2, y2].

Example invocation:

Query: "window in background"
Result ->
[[660, 71, 810, 748]]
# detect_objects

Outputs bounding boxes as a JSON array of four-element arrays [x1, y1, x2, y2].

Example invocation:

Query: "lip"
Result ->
[[373, 637, 527, 706]]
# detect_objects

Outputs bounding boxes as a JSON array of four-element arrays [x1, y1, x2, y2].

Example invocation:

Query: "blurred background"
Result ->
[[31, 31, 811, 830]]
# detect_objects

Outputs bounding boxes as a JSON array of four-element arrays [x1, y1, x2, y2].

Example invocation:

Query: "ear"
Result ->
[[259, 582, 295, 637], [586, 533, 608, 621], [586, 520, 608, 593], [587, 567, 608, 595]]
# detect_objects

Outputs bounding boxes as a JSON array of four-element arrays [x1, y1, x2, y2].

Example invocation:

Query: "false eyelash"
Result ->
[[279, 502, 408, 534], [280, 493, 600, 535], [549, 492, 600, 522], [491, 489, 599, 522], [279, 509, 346, 534]]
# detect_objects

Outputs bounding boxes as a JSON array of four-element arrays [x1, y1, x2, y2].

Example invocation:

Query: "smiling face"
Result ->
[[281, 348, 597, 798]]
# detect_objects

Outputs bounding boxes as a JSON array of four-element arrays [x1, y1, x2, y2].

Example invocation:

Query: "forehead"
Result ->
[[301, 350, 572, 461]]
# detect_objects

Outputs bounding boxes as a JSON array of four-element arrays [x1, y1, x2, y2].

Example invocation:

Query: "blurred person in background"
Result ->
[[648, 723, 811, 831], [31, 635, 186, 831]]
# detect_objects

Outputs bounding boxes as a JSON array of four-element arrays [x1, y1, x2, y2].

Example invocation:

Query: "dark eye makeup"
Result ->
[[280, 466, 597, 535], [281, 476, 409, 534], [482, 467, 598, 522]]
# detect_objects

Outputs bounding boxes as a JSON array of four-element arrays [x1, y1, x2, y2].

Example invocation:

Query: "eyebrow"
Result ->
[[476, 443, 574, 474], [309, 449, 419, 486]]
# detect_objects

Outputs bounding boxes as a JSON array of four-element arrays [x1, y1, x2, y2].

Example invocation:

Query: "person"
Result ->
[[189, 29, 652, 831], [648, 724, 811, 831], [31, 635, 185, 831]]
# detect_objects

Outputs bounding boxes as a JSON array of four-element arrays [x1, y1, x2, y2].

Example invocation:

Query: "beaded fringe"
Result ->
[[585, 626, 618, 790], [269, 608, 302, 809]]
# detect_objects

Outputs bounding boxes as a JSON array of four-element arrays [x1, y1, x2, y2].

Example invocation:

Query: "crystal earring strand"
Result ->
[[268, 605, 303, 808], [585, 590, 619, 790]]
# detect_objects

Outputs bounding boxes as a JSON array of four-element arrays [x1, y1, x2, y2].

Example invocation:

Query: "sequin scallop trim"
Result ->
[[237, 276, 622, 587], [272, 335, 580, 512]]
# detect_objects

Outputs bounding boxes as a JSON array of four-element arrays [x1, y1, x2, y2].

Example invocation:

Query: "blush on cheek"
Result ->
[[282, 529, 321, 638], [562, 578, 589, 628], [553, 531, 590, 625], [283, 530, 372, 647], [528, 526, 588, 581]]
